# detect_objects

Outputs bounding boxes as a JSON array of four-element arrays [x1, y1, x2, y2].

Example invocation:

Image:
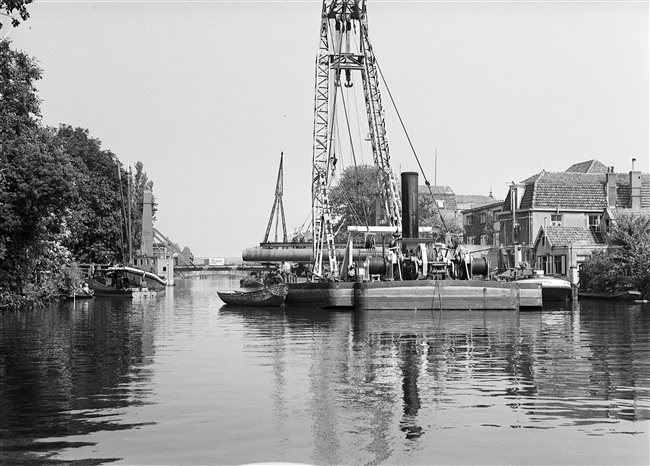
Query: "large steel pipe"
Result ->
[[242, 247, 376, 262]]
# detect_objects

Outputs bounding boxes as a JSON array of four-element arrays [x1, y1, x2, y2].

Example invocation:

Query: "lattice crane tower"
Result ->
[[311, 0, 402, 279], [264, 153, 288, 244]]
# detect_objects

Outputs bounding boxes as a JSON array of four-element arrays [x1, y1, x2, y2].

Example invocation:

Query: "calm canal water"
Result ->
[[1, 276, 649, 465]]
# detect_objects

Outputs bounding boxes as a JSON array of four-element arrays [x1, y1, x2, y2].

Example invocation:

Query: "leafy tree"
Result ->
[[0, 40, 161, 309], [0, 39, 41, 138], [0, 39, 78, 306], [418, 190, 463, 242], [0, 0, 33, 30], [329, 164, 465, 244], [329, 164, 381, 241], [580, 213, 650, 299], [54, 125, 125, 264], [181, 246, 194, 263], [0, 127, 75, 301]]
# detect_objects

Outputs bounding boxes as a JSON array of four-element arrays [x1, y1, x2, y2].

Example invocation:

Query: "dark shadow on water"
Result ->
[[0, 300, 157, 464]]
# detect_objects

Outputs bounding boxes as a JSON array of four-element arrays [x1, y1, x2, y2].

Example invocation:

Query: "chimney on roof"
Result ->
[[606, 166, 617, 208], [630, 159, 642, 209]]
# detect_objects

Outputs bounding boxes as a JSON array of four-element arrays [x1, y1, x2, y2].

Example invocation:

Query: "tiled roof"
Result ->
[[615, 173, 650, 209], [419, 185, 455, 196], [456, 194, 498, 209], [461, 200, 504, 214], [528, 172, 608, 210], [544, 226, 606, 246], [565, 160, 609, 173], [607, 207, 650, 218], [419, 185, 457, 210], [502, 170, 650, 212]]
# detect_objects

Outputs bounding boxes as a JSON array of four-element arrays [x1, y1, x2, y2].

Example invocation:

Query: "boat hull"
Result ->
[[578, 290, 642, 301], [218, 284, 289, 307], [63, 290, 95, 300], [515, 277, 572, 302], [88, 279, 157, 298], [354, 279, 542, 310], [286, 282, 355, 308], [112, 265, 169, 291], [285, 279, 542, 310]]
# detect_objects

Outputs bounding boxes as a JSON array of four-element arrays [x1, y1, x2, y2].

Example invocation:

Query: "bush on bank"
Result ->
[[579, 213, 650, 300]]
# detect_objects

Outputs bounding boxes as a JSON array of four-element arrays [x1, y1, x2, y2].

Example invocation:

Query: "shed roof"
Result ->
[[543, 226, 606, 246]]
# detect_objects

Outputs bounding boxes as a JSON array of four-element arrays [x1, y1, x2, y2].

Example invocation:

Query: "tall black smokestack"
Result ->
[[401, 172, 419, 240]]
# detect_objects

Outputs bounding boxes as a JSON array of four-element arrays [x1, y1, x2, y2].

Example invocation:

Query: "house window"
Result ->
[[551, 214, 563, 226], [541, 237, 546, 247], [553, 254, 566, 275], [466, 215, 474, 226], [466, 235, 474, 245], [479, 213, 486, 224], [589, 214, 601, 228], [539, 256, 549, 273], [436, 200, 445, 209]]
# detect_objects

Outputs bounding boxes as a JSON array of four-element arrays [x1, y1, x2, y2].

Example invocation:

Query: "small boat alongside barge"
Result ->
[[218, 283, 289, 307]]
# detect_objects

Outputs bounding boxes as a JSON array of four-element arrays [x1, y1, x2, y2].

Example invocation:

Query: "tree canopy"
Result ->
[[328, 164, 464, 243], [0, 39, 158, 309], [329, 164, 381, 240], [579, 213, 650, 299], [0, 0, 33, 29]]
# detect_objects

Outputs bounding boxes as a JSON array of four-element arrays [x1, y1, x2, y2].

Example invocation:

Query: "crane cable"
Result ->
[[339, 85, 372, 229], [375, 59, 450, 235]]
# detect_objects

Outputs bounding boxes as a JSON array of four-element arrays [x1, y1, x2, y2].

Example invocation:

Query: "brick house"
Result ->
[[462, 199, 503, 247], [498, 159, 649, 274]]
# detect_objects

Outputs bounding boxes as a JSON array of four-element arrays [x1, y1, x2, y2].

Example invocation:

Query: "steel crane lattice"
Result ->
[[311, 0, 401, 279], [264, 153, 288, 244]]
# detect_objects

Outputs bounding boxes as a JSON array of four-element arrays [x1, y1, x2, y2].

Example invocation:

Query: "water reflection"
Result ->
[[0, 298, 158, 463], [1, 279, 648, 465], [221, 302, 649, 463]]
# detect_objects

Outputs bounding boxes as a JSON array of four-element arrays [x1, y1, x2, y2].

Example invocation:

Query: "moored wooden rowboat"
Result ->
[[63, 289, 95, 300], [578, 290, 642, 301], [218, 284, 289, 307]]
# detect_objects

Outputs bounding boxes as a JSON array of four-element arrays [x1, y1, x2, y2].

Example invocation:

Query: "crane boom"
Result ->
[[311, 0, 401, 279]]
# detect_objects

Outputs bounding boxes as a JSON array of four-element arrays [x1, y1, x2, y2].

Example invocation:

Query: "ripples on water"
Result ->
[[0, 276, 648, 465]]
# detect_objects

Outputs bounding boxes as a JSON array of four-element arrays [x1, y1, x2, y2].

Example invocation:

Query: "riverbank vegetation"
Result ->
[[579, 213, 650, 300], [1, 37, 154, 310]]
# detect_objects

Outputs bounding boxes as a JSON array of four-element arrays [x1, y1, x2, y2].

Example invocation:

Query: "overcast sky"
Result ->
[[6, 0, 648, 258]]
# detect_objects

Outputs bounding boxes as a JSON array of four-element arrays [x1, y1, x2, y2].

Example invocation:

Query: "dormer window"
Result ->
[[589, 214, 601, 229], [551, 214, 563, 226]]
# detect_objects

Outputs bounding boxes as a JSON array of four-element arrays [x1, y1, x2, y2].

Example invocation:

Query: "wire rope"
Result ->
[[375, 59, 450, 235], [340, 83, 371, 228]]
